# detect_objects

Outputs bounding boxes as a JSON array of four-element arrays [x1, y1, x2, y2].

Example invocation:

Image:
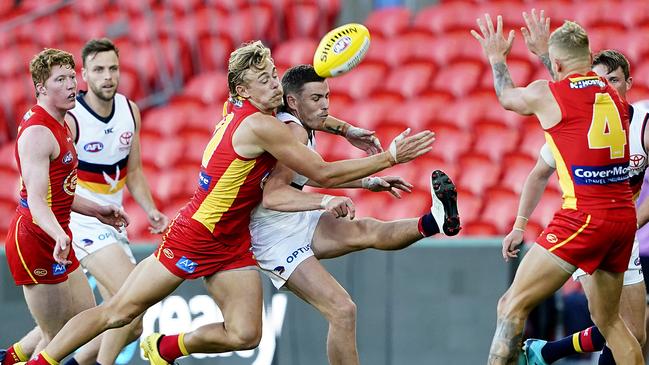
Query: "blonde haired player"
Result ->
[[22, 40, 435, 365]]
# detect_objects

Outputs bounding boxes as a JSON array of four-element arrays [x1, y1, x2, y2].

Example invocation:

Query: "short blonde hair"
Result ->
[[29, 48, 75, 91], [548, 21, 590, 59], [227, 41, 273, 97]]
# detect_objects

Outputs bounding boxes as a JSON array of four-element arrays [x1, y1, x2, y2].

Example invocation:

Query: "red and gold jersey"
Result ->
[[177, 98, 277, 246], [16, 105, 78, 228], [545, 72, 634, 213]]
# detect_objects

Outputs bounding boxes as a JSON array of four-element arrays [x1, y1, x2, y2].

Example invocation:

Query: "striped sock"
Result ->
[[33, 352, 58, 365], [2, 343, 29, 365], [541, 326, 605, 363], [158, 333, 188, 363]]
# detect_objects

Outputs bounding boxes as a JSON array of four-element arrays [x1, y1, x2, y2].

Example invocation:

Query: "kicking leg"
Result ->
[[285, 257, 359, 365], [33, 256, 183, 363]]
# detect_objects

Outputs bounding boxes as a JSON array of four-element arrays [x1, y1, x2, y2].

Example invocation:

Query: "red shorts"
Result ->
[[154, 214, 256, 279], [536, 208, 636, 274], [5, 213, 80, 285]]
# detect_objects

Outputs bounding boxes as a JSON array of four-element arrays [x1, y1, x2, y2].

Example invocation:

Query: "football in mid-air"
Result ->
[[313, 23, 371, 78]]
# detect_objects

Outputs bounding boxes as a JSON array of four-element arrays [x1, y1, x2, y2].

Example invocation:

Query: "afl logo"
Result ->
[[63, 170, 77, 195], [333, 36, 352, 54], [120, 131, 133, 146], [84, 141, 104, 153], [546, 233, 558, 244], [62, 151, 74, 164], [33, 268, 47, 276], [163, 248, 174, 259]]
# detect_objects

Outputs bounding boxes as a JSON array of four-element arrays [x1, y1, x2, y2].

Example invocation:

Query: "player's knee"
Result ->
[[227, 325, 262, 350], [330, 295, 357, 325], [497, 292, 531, 321]]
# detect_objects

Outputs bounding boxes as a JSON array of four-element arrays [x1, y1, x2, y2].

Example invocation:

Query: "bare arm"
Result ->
[[72, 194, 130, 231], [243, 114, 434, 187], [320, 115, 382, 155], [125, 101, 169, 233], [18, 126, 72, 264]]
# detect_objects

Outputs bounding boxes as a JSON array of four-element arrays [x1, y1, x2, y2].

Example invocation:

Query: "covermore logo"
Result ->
[[571, 163, 630, 185]]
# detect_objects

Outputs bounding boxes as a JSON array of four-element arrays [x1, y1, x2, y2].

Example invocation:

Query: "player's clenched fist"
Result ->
[[321, 195, 355, 220]]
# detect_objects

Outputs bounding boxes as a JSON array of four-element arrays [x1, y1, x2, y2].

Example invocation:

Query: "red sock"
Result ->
[[158, 335, 183, 363], [30, 353, 56, 365], [2, 343, 29, 365]]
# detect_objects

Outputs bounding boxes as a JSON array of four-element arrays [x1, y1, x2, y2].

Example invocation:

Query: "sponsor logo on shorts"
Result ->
[[571, 163, 630, 185], [62, 151, 74, 164], [198, 171, 212, 190], [33, 268, 47, 276], [63, 169, 77, 195], [286, 244, 311, 263], [52, 263, 67, 276], [82, 238, 94, 246], [84, 141, 104, 153], [546, 233, 558, 244], [333, 36, 352, 54], [163, 248, 174, 259], [176, 256, 198, 274], [273, 266, 285, 275], [97, 231, 115, 241]]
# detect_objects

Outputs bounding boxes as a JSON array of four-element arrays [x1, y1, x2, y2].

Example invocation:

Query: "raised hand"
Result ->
[[53, 233, 72, 265], [388, 128, 435, 164], [362, 176, 413, 198], [345, 126, 383, 155], [501, 229, 524, 262], [470, 14, 515, 64], [147, 209, 170, 234], [521, 9, 550, 57]]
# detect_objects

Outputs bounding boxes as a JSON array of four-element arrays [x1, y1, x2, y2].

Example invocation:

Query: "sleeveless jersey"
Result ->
[[178, 98, 277, 245], [16, 105, 78, 228], [628, 103, 649, 197], [249, 112, 317, 240], [67, 91, 135, 206], [545, 72, 634, 211]]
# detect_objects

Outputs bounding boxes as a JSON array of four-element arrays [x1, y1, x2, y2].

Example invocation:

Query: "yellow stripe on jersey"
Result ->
[[202, 112, 235, 167], [192, 158, 257, 232], [77, 177, 126, 194], [47, 178, 52, 207], [568, 76, 599, 82], [545, 133, 577, 209], [14, 216, 38, 284]]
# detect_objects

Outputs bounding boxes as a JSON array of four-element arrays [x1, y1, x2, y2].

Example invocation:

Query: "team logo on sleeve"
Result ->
[[120, 131, 133, 146], [176, 256, 198, 274]]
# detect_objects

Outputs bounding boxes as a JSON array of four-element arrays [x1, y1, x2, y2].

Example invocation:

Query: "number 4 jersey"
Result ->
[[545, 71, 635, 213]]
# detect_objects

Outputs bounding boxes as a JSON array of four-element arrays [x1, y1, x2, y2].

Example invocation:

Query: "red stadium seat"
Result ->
[[273, 38, 318, 70], [471, 121, 520, 162], [197, 34, 234, 72], [461, 221, 498, 236], [427, 123, 472, 163], [456, 189, 482, 225], [284, 3, 321, 40], [141, 103, 193, 138], [381, 94, 453, 131], [573, 0, 626, 29], [430, 61, 483, 98], [366, 6, 412, 39], [363, 38, 412, 69], [0, 170, 20, 204], [519, 119, 546, 160], [114, 0, 156, 16], [499, 153, 536, 194], [412, 2, 479, 35], [334, 99, 393, 131], [621, 0, 649, 28], [384, 62, 436, 100], [174, 72, 229, 107], [354, 191, 391, 219], [327, 63, 388, 101], [215, 4, 276, 46], [480, 187, 519, 233], [456, 153, 500, 196], [404, 33, 442, 66], [530, 189, 562, 229], [408, 156, 459, 191]]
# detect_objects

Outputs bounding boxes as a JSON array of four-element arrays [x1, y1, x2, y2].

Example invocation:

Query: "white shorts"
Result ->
[[70, 212, 135, 264], [251, 209, 324, 289], [572, 236, 643, 286]]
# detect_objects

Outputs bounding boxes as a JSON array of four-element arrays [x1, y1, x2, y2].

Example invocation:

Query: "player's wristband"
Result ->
[[513, 215, 528, 231], [320, 195, 335, 209]]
